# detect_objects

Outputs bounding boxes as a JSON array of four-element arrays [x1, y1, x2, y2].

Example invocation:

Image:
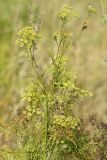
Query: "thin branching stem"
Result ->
[[99, 0, 103, 17], [27, 46, 49, 160]]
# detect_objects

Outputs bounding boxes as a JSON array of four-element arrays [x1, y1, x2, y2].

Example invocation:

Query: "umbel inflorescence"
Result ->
[[16, 26, 41, 49]]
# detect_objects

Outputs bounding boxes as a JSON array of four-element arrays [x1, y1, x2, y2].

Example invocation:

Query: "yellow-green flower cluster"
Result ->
[[23, 105, 36, 118], [16, 27, 40, 49], [54, 30, 72, 43], [58, 6, 79, 23], [79, 89, 93, 98], [88, 5, 97, 15], [22, 84, 37, 103], [22, 84, 42, 119], [23, 106, 42, 119], [49, 115, 80, 142], [53, 115, 80, 129], [70, 87, 93, 99]]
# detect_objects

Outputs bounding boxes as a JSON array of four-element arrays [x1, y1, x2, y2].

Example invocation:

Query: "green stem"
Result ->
[[44, 93, 49, 160], [28, 47, 49, 92], [27, 47, 49, 160], [47, 138, 57, 160], [99, 0, 103, 16]]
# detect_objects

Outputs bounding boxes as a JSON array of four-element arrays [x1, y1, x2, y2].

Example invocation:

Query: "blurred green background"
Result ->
[[0, 0, 107, 125]]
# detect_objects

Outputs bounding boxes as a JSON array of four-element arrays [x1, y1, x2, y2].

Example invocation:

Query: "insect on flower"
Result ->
[[82, 21, 88, 31]]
